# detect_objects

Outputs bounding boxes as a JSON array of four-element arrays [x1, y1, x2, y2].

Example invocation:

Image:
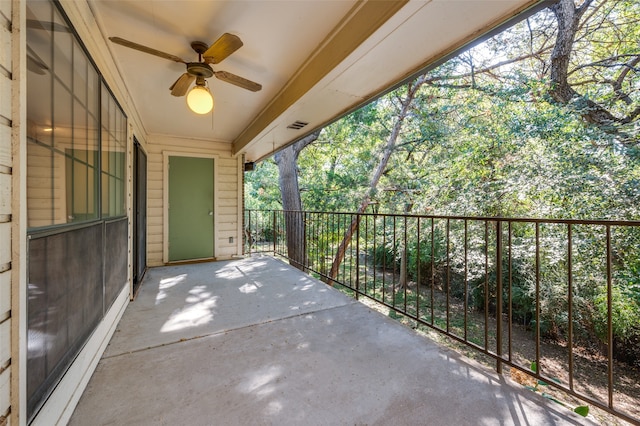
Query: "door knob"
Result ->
[[208, 211, 213, 216]]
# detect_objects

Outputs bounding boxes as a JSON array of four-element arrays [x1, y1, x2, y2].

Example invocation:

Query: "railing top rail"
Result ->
[[245, 209, 640, 227]]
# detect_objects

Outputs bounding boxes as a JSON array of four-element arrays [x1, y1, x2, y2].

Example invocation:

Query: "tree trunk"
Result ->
[[549, 0, 639, 131], [328, 76, 426, 283], [274, 131, 321, 270]]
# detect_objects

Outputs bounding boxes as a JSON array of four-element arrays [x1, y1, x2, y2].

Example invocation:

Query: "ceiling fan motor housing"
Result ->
[[187, 62, 214, 78]]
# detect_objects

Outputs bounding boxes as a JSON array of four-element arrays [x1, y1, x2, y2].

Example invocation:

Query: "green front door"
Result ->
[[168, 156, 214, 261]]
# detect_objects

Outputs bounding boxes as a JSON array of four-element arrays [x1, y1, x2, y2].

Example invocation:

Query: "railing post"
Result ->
[[496, 220, 503, 374]]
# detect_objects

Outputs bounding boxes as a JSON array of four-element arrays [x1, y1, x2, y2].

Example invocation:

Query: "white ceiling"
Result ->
[[87, 0, 547, 162]]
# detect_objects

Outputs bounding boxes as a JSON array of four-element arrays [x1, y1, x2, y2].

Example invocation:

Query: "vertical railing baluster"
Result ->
[[340, 214, 344, 282], [373, 213, 377, 298], [356, 213, 360, 300], [364, 213, 368, 297], [382, 215, 387, 304], [393, 216, 397, 309], [568, 223, 574, 391], [403, 215, 408, 312], [311, 212, 316, 274], [431, 218, 435, 326], [416, 217, 421, 321], [323, 212, 328, 279], [535, 222, 541, 376], [496, 220, 503, 374], [508, 221, 513, 363], [446, 218, 451, 333], [606, 225, 614, 410], [464, 219, 468, 341], [484, 220, 489, 351]]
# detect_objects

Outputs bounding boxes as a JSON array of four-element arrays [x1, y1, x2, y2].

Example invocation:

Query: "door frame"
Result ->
[[132, 138, 147, 296], [162, 152, 219, 263]]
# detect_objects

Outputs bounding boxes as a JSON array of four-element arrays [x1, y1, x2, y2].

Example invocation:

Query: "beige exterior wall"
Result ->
[[147, 134, 243, 266], [0, 0, 12, 424]]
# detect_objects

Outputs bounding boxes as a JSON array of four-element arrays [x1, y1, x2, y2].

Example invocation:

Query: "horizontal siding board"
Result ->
[[218, 175, 238, 184], [147, 216, 162, 227], [147, 198, 162, 209], [147, 171, 162, 182], [217, 226, 238, 234], [217, 206, 237, 216], [0, 0, 10, 21], [147, 188, 162, 198], [218, 218, 238, 226], [0, 173, 8, 215], [216, 248, 236, 257], [0, 75, 9, 120], [147, 226, 162, 238], [0, 271, 9, 316], [217, 197, 237, 207], [147, 182, 162, 192], [0, 25, 9, 72], [217, 158, 236, 166], [0, 223, 8, 265], [0, 319, 9, 365], [0, 368, 8, 419], [218, 190, 236, 199], [218, 233, 239, 241], [0, 126, 10, 169]]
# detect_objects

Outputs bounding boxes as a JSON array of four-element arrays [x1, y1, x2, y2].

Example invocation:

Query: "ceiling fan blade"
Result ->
[[215, 71, 262, 92], [203, 33, 243, 64], [169, 73, 195, 97], [109, 37, 186, 63]]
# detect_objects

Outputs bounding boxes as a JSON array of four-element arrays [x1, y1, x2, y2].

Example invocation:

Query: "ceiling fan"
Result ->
[[109, 33, 261, 113]]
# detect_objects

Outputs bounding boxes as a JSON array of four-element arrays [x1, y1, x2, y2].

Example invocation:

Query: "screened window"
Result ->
[[25, 0, 128, 420], [26, 1, 126, 228], [101, 85, 126, 218]]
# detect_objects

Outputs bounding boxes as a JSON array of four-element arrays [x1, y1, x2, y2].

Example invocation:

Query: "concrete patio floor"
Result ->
[[69, 256, 595, 425]]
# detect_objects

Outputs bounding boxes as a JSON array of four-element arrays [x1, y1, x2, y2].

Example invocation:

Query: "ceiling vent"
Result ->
[[287, 120, 309, 130]]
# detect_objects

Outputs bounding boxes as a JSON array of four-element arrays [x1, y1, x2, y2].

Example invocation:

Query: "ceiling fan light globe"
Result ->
[[186, 85, 214, 114]]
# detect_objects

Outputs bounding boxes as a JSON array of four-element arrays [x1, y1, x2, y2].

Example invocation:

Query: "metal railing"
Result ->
[[244, 209, 640, 424]]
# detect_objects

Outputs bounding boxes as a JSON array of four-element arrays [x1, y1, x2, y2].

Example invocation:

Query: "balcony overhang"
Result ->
[[88, 0, 552, 161]]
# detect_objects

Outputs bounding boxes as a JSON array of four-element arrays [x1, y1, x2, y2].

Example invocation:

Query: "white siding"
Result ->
[[147, 135, 241, 265], [0, 0, 11, 423]]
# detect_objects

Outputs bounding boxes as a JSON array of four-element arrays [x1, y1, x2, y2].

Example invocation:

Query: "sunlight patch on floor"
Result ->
[[215, 259, 269, 279], [160, 286, 218, 333], [155, 274, 187, 305], [239, 281, 263, 294], [265, 400, 283, 416], [237, 365, 283, 400]]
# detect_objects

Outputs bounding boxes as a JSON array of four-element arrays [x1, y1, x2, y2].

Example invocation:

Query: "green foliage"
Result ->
[[574, 406, 589, 417], [593, 284, 640, 363], [244, 159, 282, 210]]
